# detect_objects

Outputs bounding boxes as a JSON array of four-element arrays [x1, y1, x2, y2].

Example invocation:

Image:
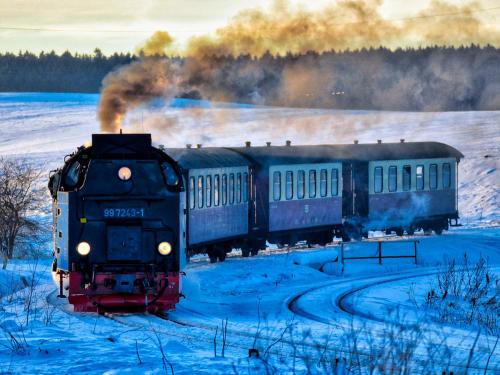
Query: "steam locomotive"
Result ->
[[49, 133, 463, 312]]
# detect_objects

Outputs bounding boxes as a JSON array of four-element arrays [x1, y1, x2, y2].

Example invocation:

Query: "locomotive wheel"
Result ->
[[217, 252, 226, 262], [434, 228, 443, 235], [406, 226, 415, 236], [250, 249, 259, 256], [207, 250, 218, 263], [242, 248, 250, 257], [395, 228, 404, 236]]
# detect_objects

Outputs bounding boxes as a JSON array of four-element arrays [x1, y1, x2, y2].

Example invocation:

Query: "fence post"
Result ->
[[378, 242, 382, 265], [414, 240, 418, 265], [338, 243, 344, 274]]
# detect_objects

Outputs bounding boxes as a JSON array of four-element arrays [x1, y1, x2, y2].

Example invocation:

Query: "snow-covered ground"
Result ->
[[0, 93, 499, 373]]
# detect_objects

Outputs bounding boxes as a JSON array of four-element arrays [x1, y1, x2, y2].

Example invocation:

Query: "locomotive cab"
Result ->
[[50, 134, 185, 312]]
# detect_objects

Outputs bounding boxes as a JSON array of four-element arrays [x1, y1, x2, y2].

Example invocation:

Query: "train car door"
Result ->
[[342, 163, 353, 217]]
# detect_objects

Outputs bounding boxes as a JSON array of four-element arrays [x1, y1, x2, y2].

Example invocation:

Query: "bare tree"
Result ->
[[0, 157, 45, 269]]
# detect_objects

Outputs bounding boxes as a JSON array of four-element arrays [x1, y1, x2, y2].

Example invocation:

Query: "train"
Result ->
[[49, 133, 463, 312]]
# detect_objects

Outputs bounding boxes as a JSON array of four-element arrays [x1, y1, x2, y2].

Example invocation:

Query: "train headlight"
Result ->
[[158, 241, 172, 255], [118, 166, 132, 181], [76, 241, 91, 256]]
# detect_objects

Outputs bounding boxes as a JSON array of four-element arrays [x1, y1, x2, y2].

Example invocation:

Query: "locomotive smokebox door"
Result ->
[[107, 226, 142, 261]]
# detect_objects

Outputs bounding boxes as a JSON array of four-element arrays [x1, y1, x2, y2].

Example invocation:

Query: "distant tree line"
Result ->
[[0, 48, 134, 93], [0, 45, 499, 110]]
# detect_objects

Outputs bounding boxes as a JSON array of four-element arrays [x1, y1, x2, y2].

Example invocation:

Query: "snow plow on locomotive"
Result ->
[[48, 134, 185, 312]]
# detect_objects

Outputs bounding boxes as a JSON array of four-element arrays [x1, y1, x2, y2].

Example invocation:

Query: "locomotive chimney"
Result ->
[[400, 138, 405, 143], [196, 144, 202, 149], [245, 141, 251, 147], [286, 140, 291, 146], [266, 142, 271, 147], [377, 139, 382, 144], [186, 144, 192, 149], [158, 144, 165, 150], [354, 140, 359, 144]]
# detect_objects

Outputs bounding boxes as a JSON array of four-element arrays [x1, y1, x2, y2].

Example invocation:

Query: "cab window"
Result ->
[[320, 169, 327, 197], [243, 172, 248, 202]]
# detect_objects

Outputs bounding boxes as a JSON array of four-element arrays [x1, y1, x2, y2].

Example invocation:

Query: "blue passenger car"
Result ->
[[168, 147, 251, 262]]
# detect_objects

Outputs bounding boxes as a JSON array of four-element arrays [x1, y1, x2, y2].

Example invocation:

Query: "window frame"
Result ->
[[214, 175, 220, 206], [429, 163, 438, 190], [402, 165, 411, 192], [442, 163, 451, 189], [273, 171, 281, 201], [236, 173, 242, 203], [331, 168, 339, 196], [222, 174, 227, 205], [309, 170, 317, 198], [243, 172, 248, 202], [229, 173, 235, 204], [206, 175, 212, 207], [197, 176, 204, 208], [285, 171, 293, 200], [388, 166, 397, 192], [320, 169, 327, 197], [189, 176, 196, 209], [374, 166, 383, 193], [416, 165, 424, 191], [297, 170, 305, 199]]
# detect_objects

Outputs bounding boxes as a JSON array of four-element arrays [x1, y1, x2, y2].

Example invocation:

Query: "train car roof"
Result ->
[[228, 142, 463, 166], [166, 147, 251, 169]]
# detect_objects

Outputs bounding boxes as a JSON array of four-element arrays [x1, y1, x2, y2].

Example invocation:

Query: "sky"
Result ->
[[1, 0, 499, 54]]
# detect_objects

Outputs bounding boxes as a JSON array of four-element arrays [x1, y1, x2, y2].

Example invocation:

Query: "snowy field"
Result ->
[[0, 92, 499, 374]]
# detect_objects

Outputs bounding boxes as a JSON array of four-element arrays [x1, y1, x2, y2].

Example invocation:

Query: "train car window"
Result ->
[[403, 165, 411, 191], [374, 167, 383, 193], [443, 163, 451, 188], [189, 177, 195, 209], [214, 175, 220, 206], [388, 166, 397, 192], [320, 169, 327, 197], [222, 174, 227, 205], [236, 173, 242, 203], [206, 175, 212, 207], [285, 171, 293, 200], [229, 173, 235, 204], [309, 170, 317, 198], [429, 164, 438, 190], [331, 168, 339, 196], [243, 172, 248, 202], [273, 171, 281, 201], [297, 170, 305, 199], [416, 165, 424, 190], [161, 163, 179, 186], [198, 176, 204, 208]]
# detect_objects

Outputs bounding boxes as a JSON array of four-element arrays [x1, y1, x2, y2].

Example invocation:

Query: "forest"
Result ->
[[0, 45, 499, 111]]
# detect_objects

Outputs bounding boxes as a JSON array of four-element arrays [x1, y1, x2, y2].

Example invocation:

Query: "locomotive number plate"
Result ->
[[103, 208, 145, 218]]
